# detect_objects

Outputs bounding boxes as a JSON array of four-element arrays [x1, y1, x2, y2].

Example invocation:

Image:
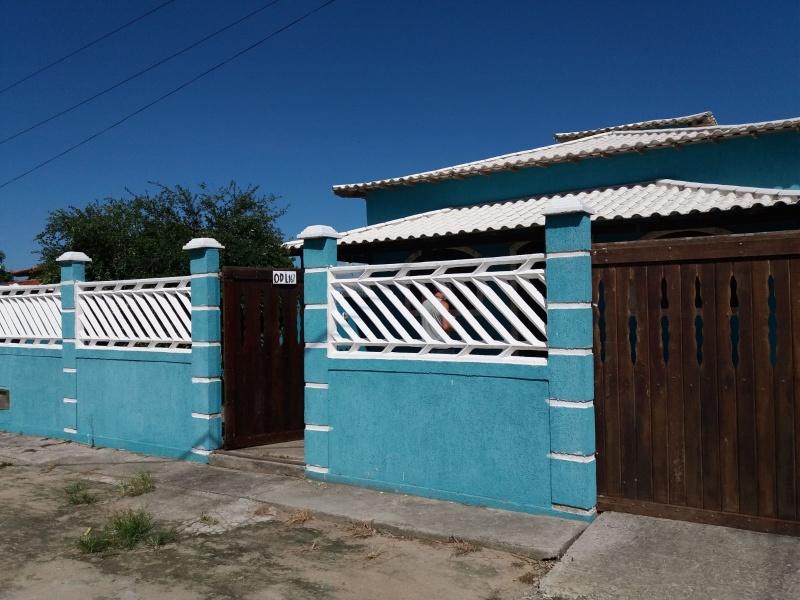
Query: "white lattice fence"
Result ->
[[75, 276, 192, 349], [0, 285, 62, 344], [327, 254, 547, 363]]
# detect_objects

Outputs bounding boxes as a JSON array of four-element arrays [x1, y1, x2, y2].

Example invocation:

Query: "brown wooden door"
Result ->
[[592, 232, 800, 535], [222, 267, 304, 449]]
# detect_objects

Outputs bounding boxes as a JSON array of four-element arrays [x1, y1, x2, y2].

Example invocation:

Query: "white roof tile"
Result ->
[[288, 180, 800, 249], [333, 117, 800, 197], [553, 111, 717, 142]]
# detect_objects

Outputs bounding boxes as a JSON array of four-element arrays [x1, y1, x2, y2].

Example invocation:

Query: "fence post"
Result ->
[[543, 198, 597, 518], [299, 225, 340, 478], [183, 238, 224, 461], [56, 251, 91, 439]]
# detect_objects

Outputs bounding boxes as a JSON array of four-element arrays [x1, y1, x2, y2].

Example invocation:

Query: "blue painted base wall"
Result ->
[[311, 359, 588, 520], [0, 346, 63, 438], [75, 350, 197, 460], [0, 346, 203, 462]]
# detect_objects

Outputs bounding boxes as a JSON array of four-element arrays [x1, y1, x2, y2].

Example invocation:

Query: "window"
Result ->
[[0, 389, 9, 410]]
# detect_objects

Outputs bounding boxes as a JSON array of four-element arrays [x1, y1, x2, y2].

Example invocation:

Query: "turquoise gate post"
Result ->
[[543, 198, 597, 518], [57, 251, 91, 440], [183, 238, 224, 462], [298, 225, 341, 478]]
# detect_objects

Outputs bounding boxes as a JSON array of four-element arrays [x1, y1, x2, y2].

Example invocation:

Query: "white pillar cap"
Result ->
[[182, 237, 225, 251], [56, 251, 92, 263], [298, 225, 342, 240], [542, 196, 594, 216]]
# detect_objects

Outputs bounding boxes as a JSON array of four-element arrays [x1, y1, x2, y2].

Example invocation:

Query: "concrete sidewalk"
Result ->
[[540, 511, 800, 600], [0, 432, 585, 559]]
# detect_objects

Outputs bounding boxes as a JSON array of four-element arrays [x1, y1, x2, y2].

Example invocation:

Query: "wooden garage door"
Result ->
[[592, 231, 800, 535]]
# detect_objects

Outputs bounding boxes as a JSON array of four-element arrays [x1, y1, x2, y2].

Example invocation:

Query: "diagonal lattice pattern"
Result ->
[[76, 276, 192, 349], [328, 254, 547, 363], [0, 285, 62, 344]]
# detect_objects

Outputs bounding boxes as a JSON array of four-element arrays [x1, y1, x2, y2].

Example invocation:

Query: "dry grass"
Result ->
[[118, 471, 155, 497], [285, 509, 312, 525], [199, 513, 219, 526], [347, 520, 375, 538], [254, 505, 274, 517], [448, 536, 480, 556], [515, 559, 555, 584], [365, 548, 384, 560]]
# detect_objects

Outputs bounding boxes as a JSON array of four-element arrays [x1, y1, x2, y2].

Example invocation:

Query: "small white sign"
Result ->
[[273, 271, 297, 285]]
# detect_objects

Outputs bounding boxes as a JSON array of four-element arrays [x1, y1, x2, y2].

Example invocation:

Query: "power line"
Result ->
[[0, 0, 337, 191], [0, 0, 178, 96], [0, 0, 285, 147]]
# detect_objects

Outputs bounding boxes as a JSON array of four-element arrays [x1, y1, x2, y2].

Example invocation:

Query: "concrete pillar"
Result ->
[[183, 238, 224, 461], [543, 198, 597, 517], [299, 225, 340, 478], [56, 251, 91, 439]]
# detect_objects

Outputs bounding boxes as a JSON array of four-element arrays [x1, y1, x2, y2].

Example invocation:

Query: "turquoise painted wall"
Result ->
[[75, 350, 198, 460], [0, 346, 63, 438], [364, 133, 800, 224], [322, 360, 561, 516]]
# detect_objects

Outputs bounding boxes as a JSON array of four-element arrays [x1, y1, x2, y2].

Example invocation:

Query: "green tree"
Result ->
[[35, 182, 291, 283], [0, 250, 11, 283]]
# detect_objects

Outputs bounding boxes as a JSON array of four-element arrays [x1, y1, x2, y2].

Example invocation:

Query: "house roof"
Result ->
[[288, 180, 800, 250], [552, 111, 718, 143], [332, 116, 800, 198]]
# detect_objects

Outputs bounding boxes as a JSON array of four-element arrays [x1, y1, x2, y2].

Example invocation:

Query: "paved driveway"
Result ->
[[540, 512, 800, 600]]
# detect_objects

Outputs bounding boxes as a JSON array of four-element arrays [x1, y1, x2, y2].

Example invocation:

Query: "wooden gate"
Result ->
[[592, 232, 800, 535], [222, 267, 304, 450]]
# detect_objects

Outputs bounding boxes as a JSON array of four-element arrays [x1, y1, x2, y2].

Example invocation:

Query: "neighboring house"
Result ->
[[283, 112, 800, 533], [9, 266, 43, 286], [289, 111, 800, 262]]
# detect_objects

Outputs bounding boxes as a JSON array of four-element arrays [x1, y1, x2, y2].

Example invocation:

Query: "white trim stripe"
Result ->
[[63, 398, 77, 404], [62, 308, 75, 313], [549, 452, 595, 463], [549, 348, 592, 356], [192, 342, 221, 348], [546, 251, 590, 259], [305, 268, 328, 274], [548, 399, 594, 409], [305, 382, 329, 389], [305, 342, 326, 349], [305, 424, 331, 432], [305, 304, 326, 310], [548, 302, 592, 309], [191, 447, 213, 457], [192, 306, 220, 311], [191, 412, 222, 420], [306, 465, 329, 474], [190, 273, 219, 280], [192, 377, 221, 384], [63, 427, 77, 434], [63, 368, 77, 374]]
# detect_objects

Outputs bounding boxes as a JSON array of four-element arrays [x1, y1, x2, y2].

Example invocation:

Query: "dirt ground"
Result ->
[[0, 453, 552, 599]]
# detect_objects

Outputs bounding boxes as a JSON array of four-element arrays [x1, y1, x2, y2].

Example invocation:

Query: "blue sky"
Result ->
[[0, 0, 798, 269]]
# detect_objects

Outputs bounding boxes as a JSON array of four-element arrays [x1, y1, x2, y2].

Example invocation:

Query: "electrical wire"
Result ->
[[0, 0, 285, 147], [0, 0, 337, 191], [0, 0, 178, 96]]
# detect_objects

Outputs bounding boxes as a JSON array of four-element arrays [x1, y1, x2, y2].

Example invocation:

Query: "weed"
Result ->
[[65, 481, 98, 506], [147, 527, 178, 548], [199, 513, 219, 526], [76, 510, 176, 554], [285, 509, 312, 525], [118, 471, 155, 497], [347, 520, 375, 538], [365, 548, 384, 560], [105, 509, 154, 549], [76, 529, 111, 554], [448, 536, 480, 556]]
